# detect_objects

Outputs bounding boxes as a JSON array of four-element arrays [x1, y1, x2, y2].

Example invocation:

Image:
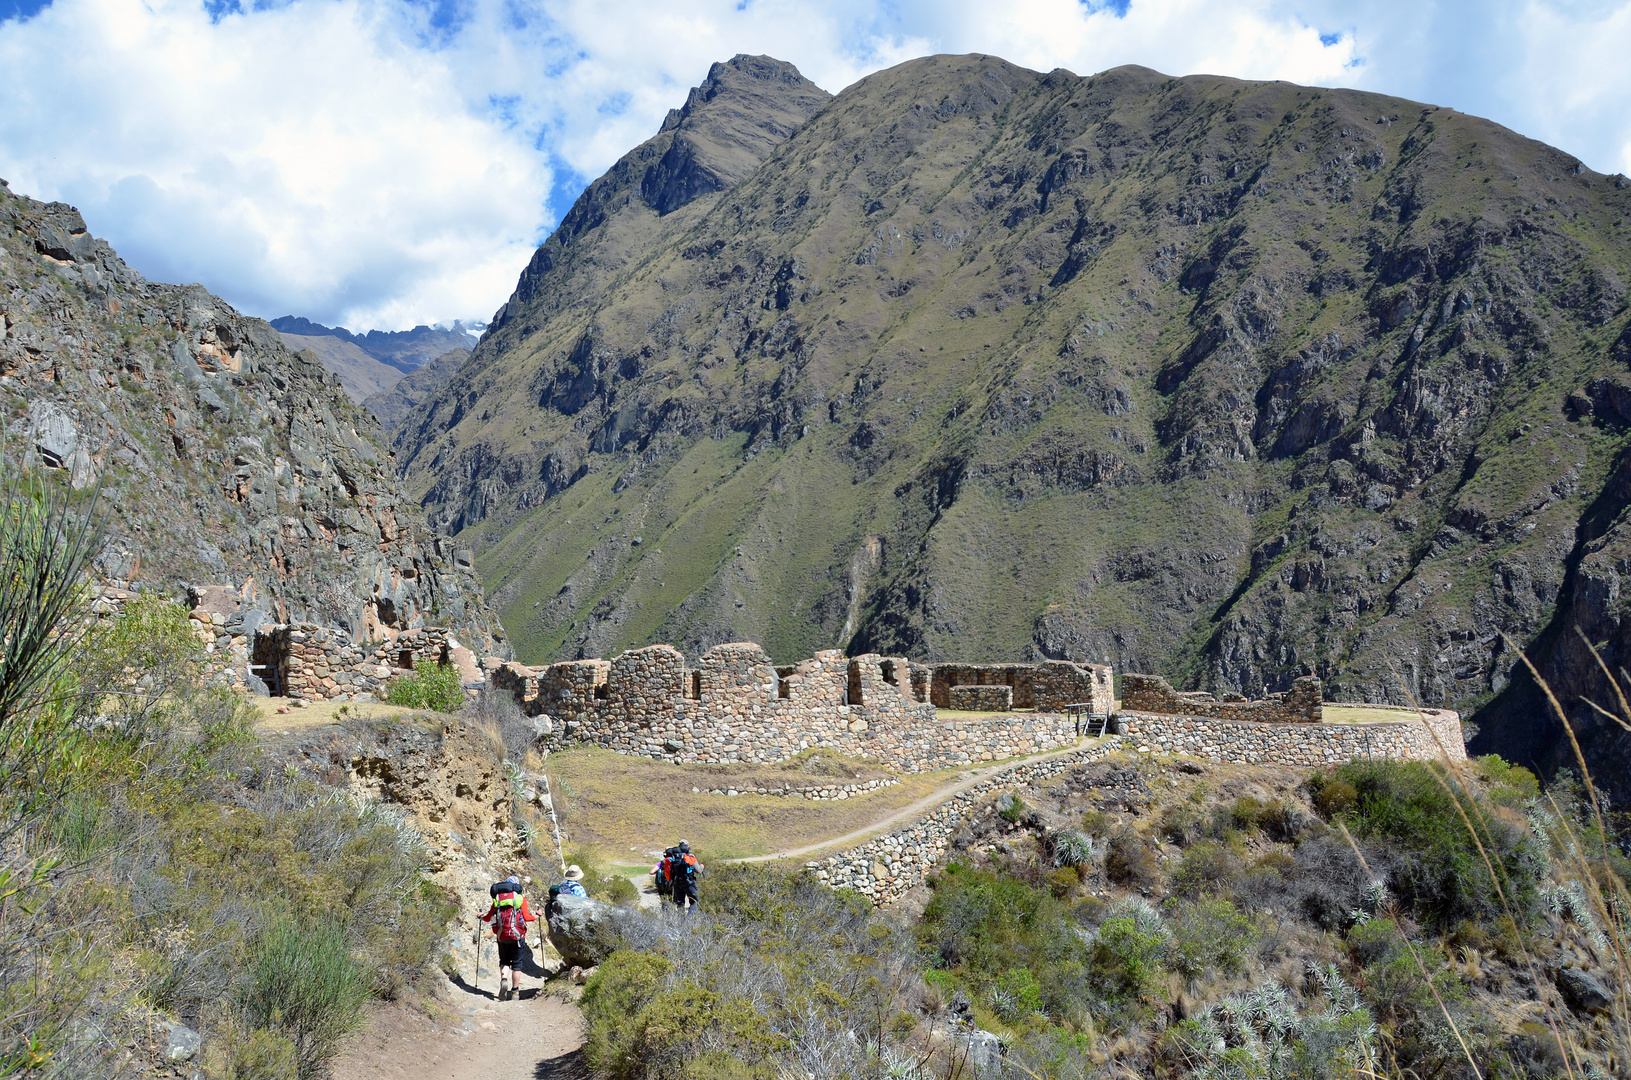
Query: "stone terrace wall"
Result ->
[[807, 707, 1467, 906], [1118, 709, 1467, 765], [808, 739, 1129, 904], [928, 661, 1111, 713], [1121, 673, 1324, 724]]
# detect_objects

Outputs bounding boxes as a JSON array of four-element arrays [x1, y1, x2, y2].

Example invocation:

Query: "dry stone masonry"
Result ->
[[486, 643, 1109, 773], [1120, 672, 1325, 724], [1118, 707, 1468, 765], [481, 642, 1468, 777], [706, 777, 900, 799], [808, 739, 1131, 904]]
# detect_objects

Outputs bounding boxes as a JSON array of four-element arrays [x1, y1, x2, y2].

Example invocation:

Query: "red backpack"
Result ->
[[493, 892, 527, 940]]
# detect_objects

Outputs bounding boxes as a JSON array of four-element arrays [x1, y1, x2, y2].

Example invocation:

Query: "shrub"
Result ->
[[1167, 898, 1259, 983], [1105, 829, 1160, 890], [1160, 804, 1202, 845], [1168, 839, 1244, 899], [996, 793, 1027, 823], [1473, 754, 1540, 808], [1334, 760, 1544, 929], [1309, 774, 1358, 818], [384, 661, 464, 712], [600, 874, 640, 907], [242, 919, 369, 1080], [918, 864, 1092, 1025], [1087, 898, 1168, 1001]]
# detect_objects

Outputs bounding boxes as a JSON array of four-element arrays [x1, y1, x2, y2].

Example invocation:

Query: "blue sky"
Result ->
[[2, 0, 1628, 331]]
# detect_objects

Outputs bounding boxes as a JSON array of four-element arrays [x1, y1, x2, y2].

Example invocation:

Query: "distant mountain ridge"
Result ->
[[270, 315, 481, 373], [392, 54, 1631, 798]]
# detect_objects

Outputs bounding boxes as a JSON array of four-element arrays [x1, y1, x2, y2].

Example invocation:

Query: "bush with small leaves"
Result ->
[[1167, 898, 1260, 983], [384, 661, 465, 712]]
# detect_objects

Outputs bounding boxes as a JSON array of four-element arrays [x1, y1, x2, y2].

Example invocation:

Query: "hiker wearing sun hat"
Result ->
[[556, 864, 587, 898]]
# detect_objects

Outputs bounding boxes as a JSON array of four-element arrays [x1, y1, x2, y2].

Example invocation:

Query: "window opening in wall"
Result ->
[[689, 671, 701, 700], [778, 678, 790, 700], [847, 661, 863, 706], [594, 683, 609, 700], [881, 660, 898, 685], [397, 649, 414, 670]]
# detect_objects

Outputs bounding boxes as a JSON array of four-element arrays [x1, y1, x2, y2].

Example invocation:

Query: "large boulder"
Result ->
[[1556, 966, 1613, 1013], [956, 1029, 1003, 1076], [546, 894, 644, 968]]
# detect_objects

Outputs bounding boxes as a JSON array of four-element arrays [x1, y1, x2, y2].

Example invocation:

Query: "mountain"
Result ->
[[270, 315, 481, 372], [276, 330, 406, 403], [391, 54, 1631, 793], [0, 181, 509, 655], [363, 346, 470, 430]]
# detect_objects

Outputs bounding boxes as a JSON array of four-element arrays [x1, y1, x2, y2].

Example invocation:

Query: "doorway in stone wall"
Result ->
[[250, 630, 284, 697]]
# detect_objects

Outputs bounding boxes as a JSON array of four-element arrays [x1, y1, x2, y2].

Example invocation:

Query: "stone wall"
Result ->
[[260, 623, 457, 702], [705, 777, 900, 799], [928, 661, 1111, 713], [1117, 709, 1467, 765], [1120, 673, 1324, 724], [948, 685, 1013, 711], [806, 706, 1467, 906], [485, 642, 1103, 772], [807, 739, 1130, 904]]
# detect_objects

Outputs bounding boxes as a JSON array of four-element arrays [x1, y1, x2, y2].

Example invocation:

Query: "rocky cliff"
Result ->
[[0, 181, 508, 656], [391, 55, 1631, 794]]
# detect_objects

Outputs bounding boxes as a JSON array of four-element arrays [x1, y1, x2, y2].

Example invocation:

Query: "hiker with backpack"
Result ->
[[479, 874, 538, 1000], [552, 864, 587, 900], [668, 840, 702, 913], [651, 847, 676, 897]]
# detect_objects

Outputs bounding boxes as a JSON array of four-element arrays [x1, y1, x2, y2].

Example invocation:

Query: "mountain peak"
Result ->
[[642, 54, 830, 215]]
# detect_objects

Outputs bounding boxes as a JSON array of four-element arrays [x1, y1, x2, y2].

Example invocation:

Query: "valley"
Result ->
[[2, 44, 1630, 1080]]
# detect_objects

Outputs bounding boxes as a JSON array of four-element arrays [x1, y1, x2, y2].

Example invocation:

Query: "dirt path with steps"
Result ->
[[736, 736, 1105, 864]]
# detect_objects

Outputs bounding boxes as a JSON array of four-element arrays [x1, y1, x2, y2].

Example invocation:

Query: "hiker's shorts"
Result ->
[[497, 939, 522, 967]]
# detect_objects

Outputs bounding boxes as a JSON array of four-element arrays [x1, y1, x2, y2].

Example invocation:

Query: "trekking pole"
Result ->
[[473, 922, 482, 992]]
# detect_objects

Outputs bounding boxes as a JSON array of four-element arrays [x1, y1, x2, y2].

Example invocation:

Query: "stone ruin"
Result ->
[[484, 645, 1114, 772], [1119, 672, 1325, 724], [108, 580, 1463, 774]]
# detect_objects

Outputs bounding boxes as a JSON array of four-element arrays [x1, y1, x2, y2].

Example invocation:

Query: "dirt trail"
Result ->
[[333, 987, 586, 1080], [737, 737, 1103, 864]]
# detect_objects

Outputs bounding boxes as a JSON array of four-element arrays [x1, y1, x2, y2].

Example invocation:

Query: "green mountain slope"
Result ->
[[394, 53, 1631, 787]]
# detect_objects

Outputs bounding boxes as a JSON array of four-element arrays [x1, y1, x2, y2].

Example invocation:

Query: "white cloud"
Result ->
[[1, 0, 1628, 331], [0, 0, 550, 330]]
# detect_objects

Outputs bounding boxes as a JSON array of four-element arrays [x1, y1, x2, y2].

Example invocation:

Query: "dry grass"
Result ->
[[1322, 705, 1428, 724], [542, 746, 966, 865], [935, 707, 1046, 722], [249, 696, 424, 733]]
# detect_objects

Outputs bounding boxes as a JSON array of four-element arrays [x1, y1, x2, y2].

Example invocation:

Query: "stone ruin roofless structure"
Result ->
[[483, 644, 1466, 772], [487, 645, 1113, 772]]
